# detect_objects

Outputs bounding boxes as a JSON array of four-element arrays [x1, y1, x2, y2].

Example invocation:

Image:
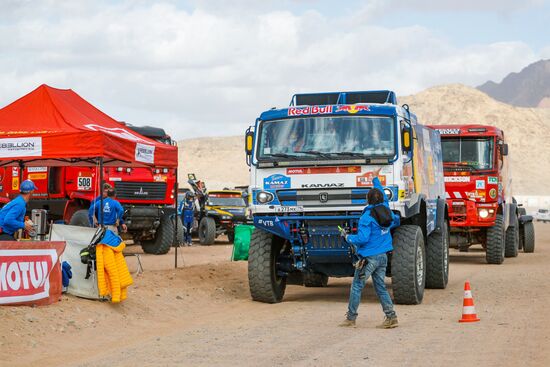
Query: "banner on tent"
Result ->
[[0, 137, 42, 158], [0, 241, 65, 306]]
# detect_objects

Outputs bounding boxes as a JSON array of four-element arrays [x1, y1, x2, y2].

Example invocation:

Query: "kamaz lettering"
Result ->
[[301, 183, 344, 188]]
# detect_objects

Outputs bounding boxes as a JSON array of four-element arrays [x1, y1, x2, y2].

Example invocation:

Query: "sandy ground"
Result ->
[[1, 225, 550, 367]]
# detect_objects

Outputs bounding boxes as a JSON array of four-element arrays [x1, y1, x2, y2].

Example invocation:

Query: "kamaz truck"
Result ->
[[245, 90, 449, 304], [430, 125, 535, 263]]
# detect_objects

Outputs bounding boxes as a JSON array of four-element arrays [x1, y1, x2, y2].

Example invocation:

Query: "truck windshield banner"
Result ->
[[0, 137, 42, 158]]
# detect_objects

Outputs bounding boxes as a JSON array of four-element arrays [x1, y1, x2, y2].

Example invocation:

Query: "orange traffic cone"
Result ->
[[459, 281, 480, 323]]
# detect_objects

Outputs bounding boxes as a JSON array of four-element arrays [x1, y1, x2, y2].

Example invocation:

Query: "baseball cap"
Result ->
[[20, 179, 38, 193]]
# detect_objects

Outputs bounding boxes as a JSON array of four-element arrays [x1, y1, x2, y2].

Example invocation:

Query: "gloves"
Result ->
[[338, 226, 348, 241]]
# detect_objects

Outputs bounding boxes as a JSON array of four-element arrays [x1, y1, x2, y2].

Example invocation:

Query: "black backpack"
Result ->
[[370, 205, 393, 228]]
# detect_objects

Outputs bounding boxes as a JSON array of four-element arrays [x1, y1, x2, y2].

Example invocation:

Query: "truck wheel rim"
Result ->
[[416, 243, 424, 287]]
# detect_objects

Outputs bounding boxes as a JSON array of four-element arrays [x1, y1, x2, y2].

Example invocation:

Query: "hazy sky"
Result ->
[[1, 0, 549, 139]]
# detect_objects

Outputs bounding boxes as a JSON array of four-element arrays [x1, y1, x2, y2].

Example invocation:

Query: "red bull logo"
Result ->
[[287, 105, 334, 116], [336, 105, 370, 114]]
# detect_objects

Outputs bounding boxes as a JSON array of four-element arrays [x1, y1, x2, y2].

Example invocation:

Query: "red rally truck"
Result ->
[[429, 124, 535, 264], [0, 125, 182, 255]]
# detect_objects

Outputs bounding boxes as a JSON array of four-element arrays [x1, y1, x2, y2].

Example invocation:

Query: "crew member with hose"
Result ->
[[0, 180, 37, 241], [339, 169, 400, 329], [89, 188, 126, 234], [179, 191, 195, 246]]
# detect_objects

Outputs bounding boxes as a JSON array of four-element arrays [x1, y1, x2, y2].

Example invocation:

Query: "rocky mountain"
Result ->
[[477, 59, 550, 108], [178, 84, 550, 195]]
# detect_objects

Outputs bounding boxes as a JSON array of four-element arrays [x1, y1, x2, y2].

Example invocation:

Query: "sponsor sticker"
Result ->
[[286, 166, 360, 175], [135, 143, 155, 164], [27, 167, 47, 173], [356, 172, 386, 187], [436, 128, 461, 135], [476, 180, 485, 189], [336, 105, 370, 114], [12, 177, 19, 191], [488, 177, 498, 184], [0, 249, 57, 304], [12, 167, 18, 177], [263, 174, 291, 189], [153, 174, 167, 182], [444, 176, 470, 183], [28, 173, 47, 180], [489, 188, 497, 199], [287, 105, 333, 116], [0, 137, 42, 158]]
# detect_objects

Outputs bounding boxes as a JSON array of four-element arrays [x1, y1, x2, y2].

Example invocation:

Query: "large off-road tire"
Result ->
[[199, 217, 216, 245], [486, 214, 505, 264], [248, 228, 286, 303], [69, 209, 91, 227], [425, 221, 450, 289], [391, 225, 426, 305], [303, 272, 329, 287], [522, 222, 535, 253], [142, 215, 183, 255], [505, 212, 519, 258]]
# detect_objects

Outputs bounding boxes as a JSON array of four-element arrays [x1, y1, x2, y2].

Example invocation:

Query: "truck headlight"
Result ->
[[383, 188, 393, 200], [257, 191, 274, 204], [221, 215, 231, 220], [478, 209, 489, 218]]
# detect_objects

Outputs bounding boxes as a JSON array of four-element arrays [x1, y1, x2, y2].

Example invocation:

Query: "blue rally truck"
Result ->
[[244, 90, 449, 304]]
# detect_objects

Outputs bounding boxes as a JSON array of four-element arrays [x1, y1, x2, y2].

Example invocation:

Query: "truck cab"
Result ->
[[245, 90, 449, 304]]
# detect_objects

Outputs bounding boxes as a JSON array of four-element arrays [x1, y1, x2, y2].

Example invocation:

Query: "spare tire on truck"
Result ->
[[521, 221, 535, 253], [142, 214, 183, 255], [391, 225, 426, 305]]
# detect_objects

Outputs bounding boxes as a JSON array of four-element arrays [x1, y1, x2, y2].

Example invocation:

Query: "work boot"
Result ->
[[376, 316, 398, 329], [339, 318, 356, 328]]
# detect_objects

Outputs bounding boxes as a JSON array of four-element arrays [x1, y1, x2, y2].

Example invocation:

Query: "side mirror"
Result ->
[[501, 143, 509, 156], [245, 131, 254, 155], [402, 129, 412, 152]]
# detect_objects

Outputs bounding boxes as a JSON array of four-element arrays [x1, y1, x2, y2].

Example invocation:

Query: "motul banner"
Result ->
[[0, 241, 65, 306]]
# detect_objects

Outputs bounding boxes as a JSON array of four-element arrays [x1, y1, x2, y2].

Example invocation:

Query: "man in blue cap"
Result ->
[[0, 179, 37, 241]]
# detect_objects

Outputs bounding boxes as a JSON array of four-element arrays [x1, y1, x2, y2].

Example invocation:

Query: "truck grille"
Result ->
[[277, 188, 368, 207], [114, 182, 167, 201]]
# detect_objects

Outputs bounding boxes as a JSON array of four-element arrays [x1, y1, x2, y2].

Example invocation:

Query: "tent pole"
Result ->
[[174, 167, 179, 269], [99, 157, 104, 227]]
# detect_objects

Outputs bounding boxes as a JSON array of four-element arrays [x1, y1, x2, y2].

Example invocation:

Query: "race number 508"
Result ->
[[77, 177, 92, 190]]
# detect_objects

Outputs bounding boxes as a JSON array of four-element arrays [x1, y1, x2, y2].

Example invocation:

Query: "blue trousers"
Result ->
[[347, 252, 396, 321]]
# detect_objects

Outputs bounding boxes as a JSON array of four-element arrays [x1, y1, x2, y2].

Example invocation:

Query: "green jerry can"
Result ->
[[231, 224, 255, 261]]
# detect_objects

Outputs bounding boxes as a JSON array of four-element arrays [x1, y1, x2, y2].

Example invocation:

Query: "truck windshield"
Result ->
[[208, 197, 246, 207], [441, 137, 494, 171], [257, 116, 395, 160]]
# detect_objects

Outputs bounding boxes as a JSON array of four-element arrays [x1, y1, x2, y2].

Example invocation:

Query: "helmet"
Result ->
[[20, 179, 38, 193], [186, 192, 196, 199]]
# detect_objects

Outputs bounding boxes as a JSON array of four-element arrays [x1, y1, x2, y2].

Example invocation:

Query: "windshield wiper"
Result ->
[[333, 151, 367, 157], [299, 150, 333, 159], [444, 162, 477, 170], [264, 153, 298, 160]]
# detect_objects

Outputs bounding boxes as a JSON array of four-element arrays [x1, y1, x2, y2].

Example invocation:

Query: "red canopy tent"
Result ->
[[0, 84, 177, 168]]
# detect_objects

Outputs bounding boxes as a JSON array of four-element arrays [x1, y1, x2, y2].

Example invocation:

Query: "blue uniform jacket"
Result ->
[[0, 196, 27, 235], [88, 197, 125, 226], [178, 199, 195, 225], [346, 177, 400, 258]]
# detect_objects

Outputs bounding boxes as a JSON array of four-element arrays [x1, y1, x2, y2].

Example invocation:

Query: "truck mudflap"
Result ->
[[519, 215, 533, 224]]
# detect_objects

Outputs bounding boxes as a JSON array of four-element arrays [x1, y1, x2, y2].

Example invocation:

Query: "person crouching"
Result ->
[[339, 173, 400, 329]]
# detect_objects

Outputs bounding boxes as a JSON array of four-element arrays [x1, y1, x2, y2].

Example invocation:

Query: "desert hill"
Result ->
[[178, 84, 550, 195], [477, 59, 550, 108]]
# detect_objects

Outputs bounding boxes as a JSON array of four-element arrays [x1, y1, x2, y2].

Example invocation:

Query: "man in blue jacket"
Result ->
[[339, 171, 400, 329], [0, 179, 38, 241], [178, 191, 195, 246], [89, 188, 126, 233]]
